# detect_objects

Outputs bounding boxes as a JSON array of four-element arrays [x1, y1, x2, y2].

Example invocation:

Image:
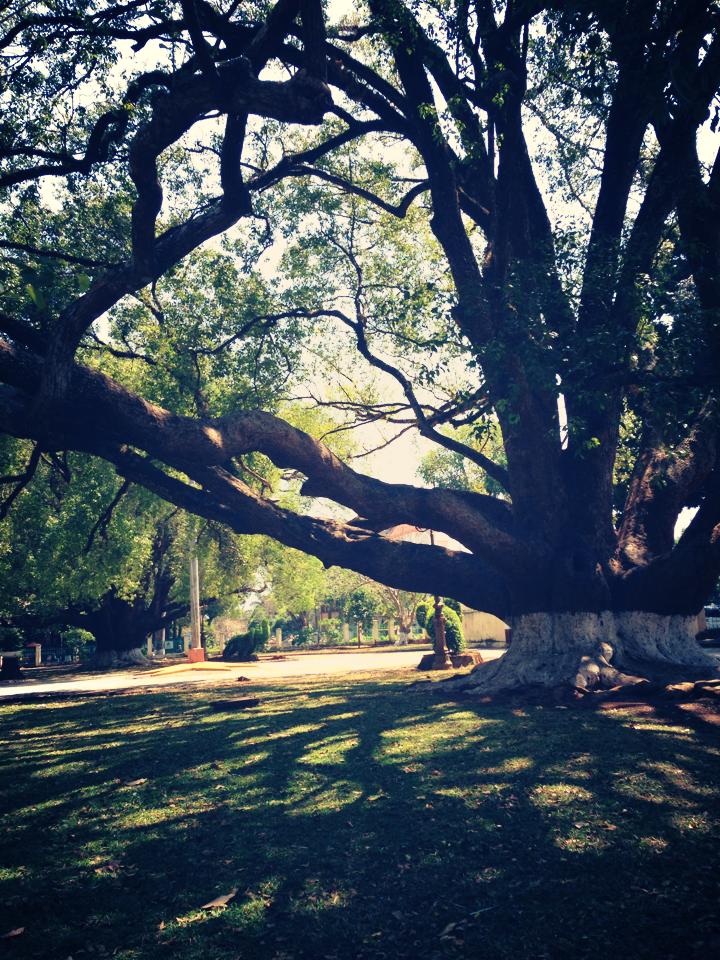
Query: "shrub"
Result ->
[[426, 606, 466, 655], [0, 626, 24, 651], [415, 601, 429, 630], [291, 625, 312, 647], [222, 633, 257, 661], [417, 598, 461, 632], [319, 617, 343, 646], [444, 597, 462, 616], [222, 619, 270, 661], [60, 627, 95, 660]]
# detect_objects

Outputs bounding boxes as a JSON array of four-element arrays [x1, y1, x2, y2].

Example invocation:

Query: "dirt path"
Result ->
[[0, 647, 506, 699]]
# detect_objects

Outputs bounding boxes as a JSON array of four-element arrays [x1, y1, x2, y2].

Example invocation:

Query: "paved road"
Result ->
[[0, 647, 506, 699]]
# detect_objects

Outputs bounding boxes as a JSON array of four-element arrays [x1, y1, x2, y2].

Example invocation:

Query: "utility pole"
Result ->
[[429, 529, 452, 669], [188, 554, 205, 662]]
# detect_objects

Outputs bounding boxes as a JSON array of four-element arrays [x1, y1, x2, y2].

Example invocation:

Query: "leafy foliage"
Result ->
[[426, 606, 466, 655], [415, 601, 429, 631], [341, 587, 383, 628], [0, 437, 263, 645]]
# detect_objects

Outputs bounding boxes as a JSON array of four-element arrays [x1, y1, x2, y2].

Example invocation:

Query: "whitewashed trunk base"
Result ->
[[450, 611, 718, 695], [94, 648, 148, 669], [614, 612, 716, 668]]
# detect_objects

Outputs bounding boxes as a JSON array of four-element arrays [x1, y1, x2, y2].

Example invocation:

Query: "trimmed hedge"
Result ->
[[415, 601, 429, 630], [425, 605, 466, 655], [223, 618, 270, 662]]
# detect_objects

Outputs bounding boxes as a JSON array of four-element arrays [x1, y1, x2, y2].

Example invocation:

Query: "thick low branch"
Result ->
[[613, 470, 720, 616], [101, 447, 511, 616], [0, 342, 524, 574]]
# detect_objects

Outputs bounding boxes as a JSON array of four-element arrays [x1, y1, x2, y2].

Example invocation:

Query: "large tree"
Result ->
[[1, 0, 719, 693]]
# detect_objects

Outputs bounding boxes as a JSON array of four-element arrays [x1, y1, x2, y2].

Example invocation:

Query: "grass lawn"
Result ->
[[1, 671, 719, 960]]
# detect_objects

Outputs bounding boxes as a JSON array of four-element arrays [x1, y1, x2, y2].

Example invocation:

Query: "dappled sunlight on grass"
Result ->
[[530, 782, 595, 806], [670, 812, 714, 834], [1, 673, 719, 959], [641, 759, 719, 798], [243, 721, 327, 743], [297, 732, 360, 766], [286, 780, 364, 816], [482, 756, 535, 775]]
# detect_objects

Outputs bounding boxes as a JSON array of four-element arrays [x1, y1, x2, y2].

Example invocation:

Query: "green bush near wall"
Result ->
[[425, 606, 466, 655]]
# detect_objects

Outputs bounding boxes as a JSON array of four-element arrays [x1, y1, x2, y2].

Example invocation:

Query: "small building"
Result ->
[[461, 606, 509, 645], [704, 606, 720, 631]]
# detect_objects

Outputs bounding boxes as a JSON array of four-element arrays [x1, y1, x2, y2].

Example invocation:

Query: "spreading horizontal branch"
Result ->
[[98, 446, 511, 616], [0, 341, 525, 578]]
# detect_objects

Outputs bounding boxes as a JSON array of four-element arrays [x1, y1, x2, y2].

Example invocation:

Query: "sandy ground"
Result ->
[[0, 647, 506, 699]]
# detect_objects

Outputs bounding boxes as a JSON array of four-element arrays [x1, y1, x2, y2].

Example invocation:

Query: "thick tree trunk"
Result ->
[[93, 631, 148, 668], [88, 596, 149, 668], [614, 612, 718, 670], [448, 611, 718, 696]]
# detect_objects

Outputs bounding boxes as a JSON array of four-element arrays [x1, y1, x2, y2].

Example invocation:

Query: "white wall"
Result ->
[[462, 607, 509, 644]]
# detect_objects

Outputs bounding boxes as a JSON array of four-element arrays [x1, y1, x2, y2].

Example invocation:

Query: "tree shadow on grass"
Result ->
[[1, 677, 719, 960]]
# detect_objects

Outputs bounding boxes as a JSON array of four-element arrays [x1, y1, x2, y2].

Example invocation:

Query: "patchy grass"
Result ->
[[1, 671, 719, 960]]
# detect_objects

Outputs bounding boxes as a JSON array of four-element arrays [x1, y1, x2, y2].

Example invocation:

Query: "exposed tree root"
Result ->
[[614, 612, 719, 669], [439, 612, 719, 705], [438, 675, 720, 710], [93, 648, 148, 669]]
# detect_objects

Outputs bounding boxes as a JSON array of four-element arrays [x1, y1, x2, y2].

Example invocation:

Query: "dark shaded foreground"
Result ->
[[1, 672, 719, 960]]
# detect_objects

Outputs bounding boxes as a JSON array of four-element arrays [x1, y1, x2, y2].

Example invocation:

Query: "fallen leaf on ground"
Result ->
[[201, 888, 238, 910], [124, 778, 147, 787]]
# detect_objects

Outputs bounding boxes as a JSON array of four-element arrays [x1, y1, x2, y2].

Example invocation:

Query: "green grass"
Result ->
[[1, 671, 719, 959]]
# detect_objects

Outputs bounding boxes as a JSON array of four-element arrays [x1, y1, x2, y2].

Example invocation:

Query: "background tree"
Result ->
[[371, 586, 424, 644], [342, 586, 382, 643], [0, 438, 262, 664], [1, 1, 720, 694]]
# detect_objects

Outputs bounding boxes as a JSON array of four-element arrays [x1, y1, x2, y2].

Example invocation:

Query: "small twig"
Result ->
[[236, 457, 273, 495], [0, 444, 41, 519], [84, 479, 131, 553], [0, 239, 115, 268]]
